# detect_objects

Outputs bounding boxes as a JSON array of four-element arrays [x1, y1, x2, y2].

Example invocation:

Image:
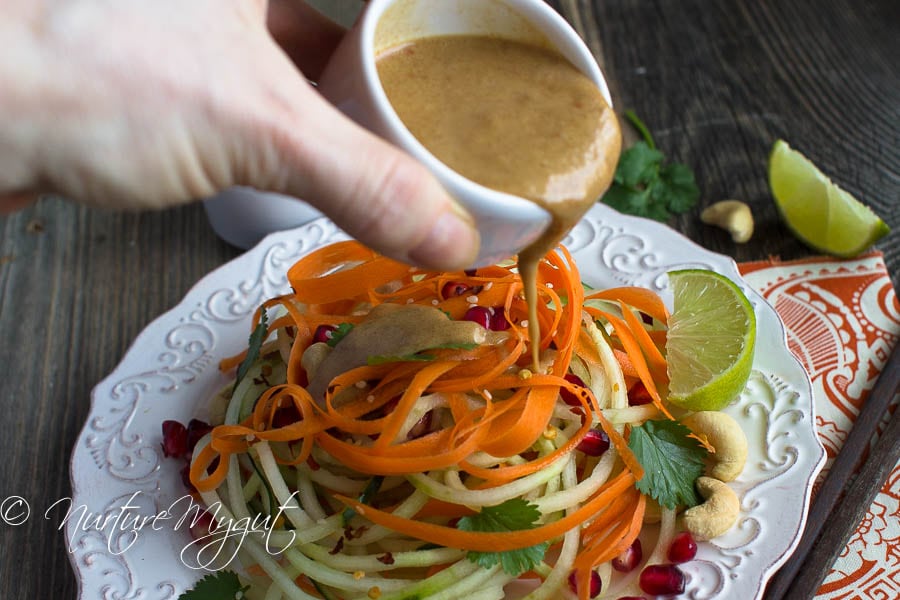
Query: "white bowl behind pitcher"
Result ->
[[203, 188, 323, 250]]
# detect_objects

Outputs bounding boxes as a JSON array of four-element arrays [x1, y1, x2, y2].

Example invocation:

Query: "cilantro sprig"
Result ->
[[457, 498, 549, 576], [601, 110, 700, 221], [628, 419, 708, 509], [179, 571, 248, 600]]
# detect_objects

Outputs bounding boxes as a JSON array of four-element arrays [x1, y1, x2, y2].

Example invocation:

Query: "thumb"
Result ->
[[267, 85, 481, 271]]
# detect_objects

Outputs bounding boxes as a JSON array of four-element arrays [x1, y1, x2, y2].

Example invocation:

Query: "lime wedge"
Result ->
[[666, 270, 756, 411], [769, 140, 889, 257]]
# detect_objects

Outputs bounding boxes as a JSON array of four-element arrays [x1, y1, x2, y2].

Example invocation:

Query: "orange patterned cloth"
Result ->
[[739, 252, 899, 599]]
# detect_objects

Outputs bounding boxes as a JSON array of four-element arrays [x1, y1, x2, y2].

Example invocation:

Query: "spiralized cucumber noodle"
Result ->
[[185, 241, 679, 600]]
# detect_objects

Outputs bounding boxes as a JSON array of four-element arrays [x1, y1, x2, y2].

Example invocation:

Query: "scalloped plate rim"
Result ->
[[67, 204, 825, 600]]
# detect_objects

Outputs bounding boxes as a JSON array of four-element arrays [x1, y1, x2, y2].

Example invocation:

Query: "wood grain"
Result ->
[[0, 1, 897, 598], [0, 201, 240, 598]]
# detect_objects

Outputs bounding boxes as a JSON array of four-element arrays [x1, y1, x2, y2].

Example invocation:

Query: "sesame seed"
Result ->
[[466, 295, 479, 304]]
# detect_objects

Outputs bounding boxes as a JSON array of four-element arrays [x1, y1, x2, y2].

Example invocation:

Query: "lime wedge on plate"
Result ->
[[666, 270, 756, 411], [769, 140, 889, 257]]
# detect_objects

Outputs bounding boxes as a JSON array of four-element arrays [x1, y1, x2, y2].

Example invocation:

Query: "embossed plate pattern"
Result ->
[[68, 203, 825, 599]]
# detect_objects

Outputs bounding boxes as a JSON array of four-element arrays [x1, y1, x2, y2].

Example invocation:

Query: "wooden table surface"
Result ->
[[0, 1, 896, 598]]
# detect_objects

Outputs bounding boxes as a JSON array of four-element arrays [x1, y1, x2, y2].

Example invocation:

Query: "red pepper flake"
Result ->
[[376, 553, 395, 565], [329, 537, 345, 555]]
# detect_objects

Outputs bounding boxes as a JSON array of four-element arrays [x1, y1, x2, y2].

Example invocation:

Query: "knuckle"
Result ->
[[351, 155, 434, 248]]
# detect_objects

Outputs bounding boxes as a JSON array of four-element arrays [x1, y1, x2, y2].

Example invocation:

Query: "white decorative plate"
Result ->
[[68, 203, 825, 599]]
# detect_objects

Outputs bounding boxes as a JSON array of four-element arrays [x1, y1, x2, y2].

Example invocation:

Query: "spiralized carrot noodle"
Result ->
[[186, 240, 677, 599]]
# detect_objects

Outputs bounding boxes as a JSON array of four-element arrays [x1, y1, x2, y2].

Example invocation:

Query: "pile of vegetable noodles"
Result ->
[[187, 240, 685, 600]]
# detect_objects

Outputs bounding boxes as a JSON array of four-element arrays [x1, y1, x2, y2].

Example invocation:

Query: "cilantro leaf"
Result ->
[[179, 571, 248, 600], [628, 419, 708, 509], [457, 498, 548, 576], [615, 141, 664, 187], [600, 111, 699, 221], [467, 543, 549, 576], [657, 162, 700, 213], [458, 498, 541, 532], [234, 309, 268, 392], [326, 322, 354, 347]]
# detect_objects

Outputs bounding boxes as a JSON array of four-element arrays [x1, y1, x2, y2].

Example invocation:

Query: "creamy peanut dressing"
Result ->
[[305, 303, 488, 402], [377, 35, 621, 368]]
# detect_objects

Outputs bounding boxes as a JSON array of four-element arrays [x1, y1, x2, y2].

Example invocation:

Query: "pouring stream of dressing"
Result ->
[[377, 35, 621, 369]]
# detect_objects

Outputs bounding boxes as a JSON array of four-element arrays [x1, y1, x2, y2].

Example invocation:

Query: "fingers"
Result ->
[[266, 0, 348, 81], [261, 84, 480, 271]]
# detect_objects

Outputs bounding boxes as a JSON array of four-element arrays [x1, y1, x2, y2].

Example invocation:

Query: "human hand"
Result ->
[[0, 0, 479, 270]]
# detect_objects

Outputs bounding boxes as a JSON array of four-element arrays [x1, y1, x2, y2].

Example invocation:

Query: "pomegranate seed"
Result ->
[[576, 428, 610, 457], [186, 419, 213, 451], [639, 564, 685, 596], [612, 538, 643, 572], [313, 324, 337, 344], [161, 420, 188, 458], [628, 381, 654, 406], [567, 569, 602, 598], [489, 307, 510, 331], [668, 531, 698, 563], [407, 411, 433, 440], [441, 281, 470, 298], [560, 373, 586, 406], [463, 306, 492, 328]]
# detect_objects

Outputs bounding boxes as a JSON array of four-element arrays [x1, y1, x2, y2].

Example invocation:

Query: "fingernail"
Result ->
[[408, 205, 481, 270]]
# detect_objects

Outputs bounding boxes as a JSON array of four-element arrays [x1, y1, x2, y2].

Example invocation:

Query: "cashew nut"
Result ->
[[701, 200, 754, 243], [682, 477, 740, 541], [681, 411, 748, 482]]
